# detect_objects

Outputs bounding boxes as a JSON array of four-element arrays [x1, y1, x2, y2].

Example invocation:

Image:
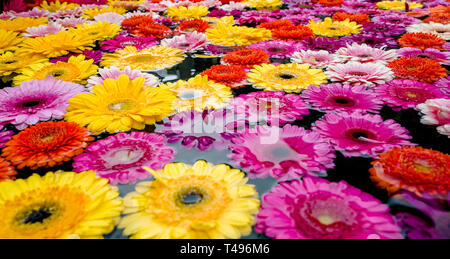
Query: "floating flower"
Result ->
[[376, 1, 423, 10], [291, 50, 340, 69], [302, 83, 383, 114], [307, 17, 362, 38], [2, 121, 93, 170], [0, 128, 14, 149], [82, 5, 127, 19], [166, 5, 209, 20], [0, 77, 86, 130], [69, 21, 121, 43], [86, 65, 159, 89], [0, 51, 47, 78], [159, 74, 233, 112], [396, 47, 450, 65], [73, 132, 176, 185], [332, 12, 370, 24], [121, 14, 154, 31], [94, 12, 125, 25], [174, 19, 210, 34], [23, 23, 65, 38], [206, 23, 272, 46], [300, 36, 347, 52], [0, 29, 24, 53], [160, 32, 207, 53], [255, 177, 403, 239], [221, 48, 270, 68], [247, 63, 328, 93], [228, 91, 310, 126], [272, 25, 315, 42], [65, 74, 176, 135], [200, 64, 247, 88], [370, 146, 450, 196], [0, 171, 123, 238], [100, 35, 157, 52], [0, 158, 16, 182], [342, 33, 399, 49], [417, 98, 450, 138], [56, 17, 90, 28], [371, 13, 421, 26], [118, 160, 260, 239], [335, 43, 397, 64], [248, 40, 301, 59], [0, 17, 48, 33], [325, 62, 394, 87], [229, 124, 335, 180], [243, 0, 282, 10], [362, 22, 406, 37], [374, 80, 446, 111], [50, 49, 103, 65], [406, 22, 450, 41], [313, 112, 414, 158], [257, 19, 294, 31], [39, 0, 80, 12], [132, 21, 173, 40], [387, 57, 448, 84], [398, 32, 446, 51]]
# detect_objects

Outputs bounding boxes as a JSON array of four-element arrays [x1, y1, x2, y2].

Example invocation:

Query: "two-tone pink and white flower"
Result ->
[[87, 66, 160, 89], [417, 98, 450, 138], [325, 62, 394, 87]]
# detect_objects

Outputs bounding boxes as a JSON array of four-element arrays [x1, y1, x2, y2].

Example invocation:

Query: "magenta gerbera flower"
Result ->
[[373, 80, 447, 111], [397, 48, 450, 66], [0, 126, 14, 149], [248, 40, 303, 59], [302, 83, 383, 114], [0, 76, 86, 130], [50, 50, 104, 64], [228, 124, 335, 181], [313, 112, 414, 158], [86, 66, 160, 88], [23, 23, 65, 38], [228, 91, 310, 126], [72, 132, 176, 185], [342, 33, 399, 49], [325, 62, 394, 87], [100, 34, 157, 52], [301, 37, 347, 52], [371, 14, 421, 26], [255, 177, 403, 239], [160, 32, 207, 53], [335, 43, 397, 64], [435, 77, 450, 96]]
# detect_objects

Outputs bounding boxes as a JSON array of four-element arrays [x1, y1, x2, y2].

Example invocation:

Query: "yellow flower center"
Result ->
[[35, 63, 81, 82], [129, 54, 157, 63], [317, 215, 335, 225]]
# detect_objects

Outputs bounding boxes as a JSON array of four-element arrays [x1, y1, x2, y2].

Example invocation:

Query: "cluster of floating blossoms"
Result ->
[[0, 0, 448, 240]]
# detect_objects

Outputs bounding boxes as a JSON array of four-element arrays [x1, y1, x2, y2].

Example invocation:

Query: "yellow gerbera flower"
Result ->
[[17, 30, 95, 58], [39, 0, 80, 12], [166, 5, 210, 21], [101, 46, 185, 71], [69, 21, 121, 42], [119, 160, 260, 239], [247, 63, 328, 93], [82, 6, 127, 19], [243, 0, 282, 10], [376, 1, 423, 10], [108, 0, 145, 10], [0, 17, 48, 33], [13, 54, 98, 86], [202, 16, 235, 29], [65, 74, 176, 134], [307, 18, 362, 37], [206, 23, 272, 46], [0, 29, 24, 54], [0, 171, 123, 239], [0, 51, 47, 78], [159, 74, 233, 112]]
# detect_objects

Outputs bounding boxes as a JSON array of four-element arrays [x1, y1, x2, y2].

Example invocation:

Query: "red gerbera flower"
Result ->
[[0, 158, 17, 182], [318, 0, 344, 7], [424, 13, 450, 24], [174, 19, 210, 34], [133, 21, 172, 39], [332, 12, 370, 24], [272, 25, 315, 42], [222, 48, 270, 69], [201, 65, 247, 88], [398, 32, 446, 50], [122, 15, 155, 31], [257, 19, 294, 31], [387, 57, 448, 84]]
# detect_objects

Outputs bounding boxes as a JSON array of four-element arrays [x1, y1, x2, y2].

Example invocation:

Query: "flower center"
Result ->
[[20, 99, 42, 108], [36, 63, 81, 81], [23, 208, 52, 224], [271, 146, 291, 158], [328, 26, 340, 31], [131, 54, 156, 63], [178, 89, 203, 100], [277, 72, 297, 80], [268, 47, 285, 53], [346, 129, 377, 143], [414, 160, 432, 172], [348, 71, 368, 77], [1, 59, 18, 64], [175, 186, 208, 207], [330, 96, 355, 106], [108, 99, 137, 111]]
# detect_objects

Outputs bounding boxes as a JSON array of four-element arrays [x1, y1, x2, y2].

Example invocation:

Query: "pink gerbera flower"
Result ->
[[373, 80, 446, 111], [94, 12, 125, 25], [72, 132, 176, 185], [228, 91, 310, 126], [335, 43, 397, 64], [313, 112, 414, 158], [0, 76, 86, 130], [100, 34, 157, 52], [417, 98, 450, 138], [248, 40, 303, 59], [141, 2, 167, 12], [435, 77, 450, 96], [56, 17, 91, 28], [255, 177, 403, 239], [302, 83, 383, 114], [0, 126, 14, 149], [397, 47, 450, 66], [160, 32, 207, 53], [87, 66, 160, 88], [291, 50, 340, 69], [325, 62, 394, 87], [50, 50, 104, 64], [228, 124, 335, 181], [49, 7, 84, 20], [23, 23, 65, 38]]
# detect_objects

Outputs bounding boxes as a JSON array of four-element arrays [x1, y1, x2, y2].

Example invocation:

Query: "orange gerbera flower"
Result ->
[[272, 25, 315, 41], [257, 19, 294, 31], [0, 158, 17, 182], [332, 12, 370, 24], [1, 121, 93, 170], [369, 146, 450, 197], [174, 19, 210, 34], [318, 0, 344, 7], [133, 22, 172, 39], [398, 32, 446, 50], [387, 57, 448, 84], [429, 5, 450, 15], [201, 64, 247, 88], [222, 48, 270, 69], [121, 15, 154, 31], [423, 14, 450, 24]]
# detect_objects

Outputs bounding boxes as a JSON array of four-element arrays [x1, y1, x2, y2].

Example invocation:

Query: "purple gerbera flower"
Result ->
[[300, 37, 347, 53], [100, 34, 158, 52], [371, 14, 421, 27], [248, 40, 303, 59], [362, 22, 406, 37], [342, 33, 398, 49], [397, 48, 450, 66]]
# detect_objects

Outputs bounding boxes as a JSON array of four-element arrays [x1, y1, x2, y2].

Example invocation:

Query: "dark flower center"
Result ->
[[23, 208, 52, 224], [331, 96, 355, 106], [182, 192, 203, 205], [352, 132, 368, 139], [278, 73, 296, 80], [21, 100, 41, 108], [175, 186, 208, 207]]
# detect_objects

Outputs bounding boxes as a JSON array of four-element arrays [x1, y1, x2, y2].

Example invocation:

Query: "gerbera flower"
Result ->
[[228, 91, 310, 126], [335, 43, 397, 64], [39, 0, 79, 11], [100, 46, 185, 71], [0, 29, 24, 53], [160, 32, 207, 53], [332, 12, 370, 24], [82, 5, 127, 19], [73, 132, 175, 185], [257, 19, 294, 31], [374, 80, 446, 111], [362, 22, 406, 37], [313, 112, 414, 158], [307, 18, 362, 38], [13, 55, 98, 86], [132, 21, 172, 40], [0, 77, 85, 130], [0, 170, 123, 238], [0, 158, 16, 182], [121, 14, 154, 31], [300, 37, 347, 52], [166, 5, 209, 21], [435, 77, 450, 96], [0, 127, 14, 149], [247, 63, 328, 93], [86, 65, 160, 89], [100, 35, 157, 52], [407, 22, 450, 41], [318, 0, 344, 6], [387, 57, 448, 84], [229, 125, 335, 180], [272, 25, 315, 42], [17, 30, 95, 58], [370, 146, 450, 196], [50, 50, 103, 65], [326, 62, 394, 87], [398, 32, 446, 51], [174, 19, 210, 34], [159, 74, 233, 112], [255, 177, 403, 239], [0, 51, 47, 78], [200, 65, 247, 88], [243, 0, 282, 10], [0, 17, 48, 33], [56, 17, 90, 28], [248, 40, 301, 59], [2, 121, 93, 169], [118, 160, 259, 239], [291, 50, 340, 69], [376, 0, 423, 10], [23, 23, 65, 38], [302, 83, 383, 114], [49, 7, 84, 20], [94, 12, 125, 25], [69, 21, 121, 43], [342, 33, 399, 49], [424, 13, 450, 24], [371, 13, 421, 26], [397, 48, 450, 65], [65, 74, 176, 135], [221, 48, 270, 68], [206, 23, 272, 46], [417, 98, 450, 138]]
